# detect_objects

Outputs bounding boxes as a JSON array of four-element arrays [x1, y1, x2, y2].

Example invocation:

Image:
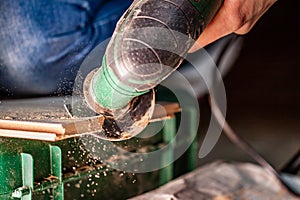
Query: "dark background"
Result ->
[[199, 0, 300, 169], [227, 0, 300, 112]]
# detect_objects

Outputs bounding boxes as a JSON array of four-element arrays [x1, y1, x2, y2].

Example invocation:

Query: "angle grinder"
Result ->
[[83, 0, 223, 141]]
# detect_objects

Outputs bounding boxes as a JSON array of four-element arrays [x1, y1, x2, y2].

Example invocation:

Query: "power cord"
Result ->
[[209, 96, 300, 197]]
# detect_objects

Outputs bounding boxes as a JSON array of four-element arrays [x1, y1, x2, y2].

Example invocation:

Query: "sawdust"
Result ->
[[0, 111, 70, 121], [0, 97, 72, 122], [95, 90, 154, 140]]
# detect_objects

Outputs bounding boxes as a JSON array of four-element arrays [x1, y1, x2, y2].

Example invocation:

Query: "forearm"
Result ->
[[190, 0, 277, 51]]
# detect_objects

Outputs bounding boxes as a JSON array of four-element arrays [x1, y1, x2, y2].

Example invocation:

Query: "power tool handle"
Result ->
[[90, 0, 223, 109], [107, 0, 223, 90]]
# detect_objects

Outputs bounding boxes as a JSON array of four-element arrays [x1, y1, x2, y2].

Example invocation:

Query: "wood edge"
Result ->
[[0, 119, 66, 135], [0, 102, 180, 140], [151, 102, 181, 120], [0, 129, 57, 141]]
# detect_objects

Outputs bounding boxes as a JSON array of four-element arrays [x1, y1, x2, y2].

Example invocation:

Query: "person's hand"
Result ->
[[189, 0, 277, 52]]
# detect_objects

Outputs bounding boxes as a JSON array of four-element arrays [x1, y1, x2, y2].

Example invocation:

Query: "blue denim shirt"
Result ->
[[0, 0, 132, 96]]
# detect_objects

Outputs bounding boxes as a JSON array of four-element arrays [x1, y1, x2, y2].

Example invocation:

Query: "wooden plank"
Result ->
[[150, 102, 181, 122], [0, 98, 180, 141], [60, 116, 104, 135], [0, 129, 57, 141], [0, 117, 104, 140], [0, 129, 87, 142], [0, 120, 67, 135], [0, 116, 104, 135]]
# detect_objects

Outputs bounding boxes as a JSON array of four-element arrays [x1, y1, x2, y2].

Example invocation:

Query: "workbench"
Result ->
[[0, 96, 198, 199]]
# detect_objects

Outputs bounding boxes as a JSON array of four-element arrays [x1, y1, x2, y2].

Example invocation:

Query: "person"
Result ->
[[190, 0, 277, 52], [0, 0, 277, 97], [0, 0, 132, 96]]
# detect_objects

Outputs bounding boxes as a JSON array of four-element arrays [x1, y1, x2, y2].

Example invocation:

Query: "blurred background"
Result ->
[[198, 0, 300, 169]]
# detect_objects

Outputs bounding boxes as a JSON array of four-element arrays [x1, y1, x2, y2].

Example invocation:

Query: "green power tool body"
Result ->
[[83, 0, 223, 140]]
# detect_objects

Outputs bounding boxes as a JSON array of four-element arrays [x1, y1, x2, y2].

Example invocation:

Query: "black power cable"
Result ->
[[209, 96, 300, 197]]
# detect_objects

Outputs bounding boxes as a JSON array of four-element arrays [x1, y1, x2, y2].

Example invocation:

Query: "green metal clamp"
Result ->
[[10, 145, 63, 200]]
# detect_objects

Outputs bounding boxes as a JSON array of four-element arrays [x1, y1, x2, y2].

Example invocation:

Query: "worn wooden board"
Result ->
[[0, 116, 104, 141], [0, 97, 180, 141], [130, 161, 299, 200]]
